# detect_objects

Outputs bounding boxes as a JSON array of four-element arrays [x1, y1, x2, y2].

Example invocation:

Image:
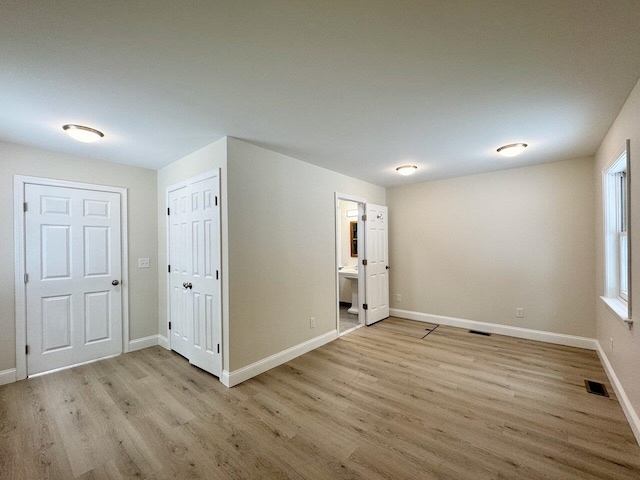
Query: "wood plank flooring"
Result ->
[[2, 317, 640, 479]]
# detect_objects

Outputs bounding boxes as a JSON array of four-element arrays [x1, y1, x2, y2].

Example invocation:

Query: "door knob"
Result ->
[[386, 265, 390, 270], [183, 282, 192, 289], [112, 280, 120, 286]]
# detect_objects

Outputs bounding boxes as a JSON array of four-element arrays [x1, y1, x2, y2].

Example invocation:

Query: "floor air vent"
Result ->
[[469, 330, 491, 336], [585, 380, 609, 397]]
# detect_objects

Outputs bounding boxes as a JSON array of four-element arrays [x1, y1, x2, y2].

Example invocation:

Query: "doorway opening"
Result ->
[[335, 193, 390, 336], [335, 194, 366, 336]]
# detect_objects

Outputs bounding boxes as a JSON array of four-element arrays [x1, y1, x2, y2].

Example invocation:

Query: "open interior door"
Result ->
[[364, 203, 389, 325]]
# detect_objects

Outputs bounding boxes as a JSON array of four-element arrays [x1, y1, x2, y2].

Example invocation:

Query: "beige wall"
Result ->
[[594, 78, 640, 418], [226, 137, 385, 371], [0, 141, 158, 372], [156, 138, 229, 368], [387, 157, 596, 338]]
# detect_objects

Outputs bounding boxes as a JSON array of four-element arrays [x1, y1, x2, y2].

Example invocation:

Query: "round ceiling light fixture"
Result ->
[[395, 165, 418, 176], [497, 143, 528, 157], [62, 124, 104, 143]]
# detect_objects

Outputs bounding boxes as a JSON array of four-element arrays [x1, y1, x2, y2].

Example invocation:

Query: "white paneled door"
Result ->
[[168, 171, 221, 377], [365, 203, 389, 325], [25, 184, 122, 375]]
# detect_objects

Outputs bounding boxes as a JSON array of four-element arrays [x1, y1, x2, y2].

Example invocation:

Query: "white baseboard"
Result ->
[[221, 329, 338, 388], [0, 368, 17, 386], [595, 341, 640, 446], [158, 335, 169, 350], [128, 334, 161, 352], [220, 370, 231, 387], [389, 308, 597, 350]]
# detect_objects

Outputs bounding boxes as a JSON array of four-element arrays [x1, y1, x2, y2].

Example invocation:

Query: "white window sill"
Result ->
[[600, 296, 632, 326]]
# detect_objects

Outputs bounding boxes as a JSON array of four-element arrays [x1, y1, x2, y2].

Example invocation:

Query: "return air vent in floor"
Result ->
[[469, 330, 491, 336], [585, 380, 609, 397]]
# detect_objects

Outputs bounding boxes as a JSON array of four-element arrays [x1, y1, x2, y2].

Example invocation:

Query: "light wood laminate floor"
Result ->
[[2, 317, 640, 479]]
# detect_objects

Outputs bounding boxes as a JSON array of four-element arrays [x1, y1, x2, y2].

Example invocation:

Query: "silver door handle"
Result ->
[[112, 280, 120, 286], [183, 282, 192, 289]]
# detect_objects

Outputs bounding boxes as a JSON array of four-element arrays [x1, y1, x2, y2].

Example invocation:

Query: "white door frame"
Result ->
[[14, 175, 129, 381], [165, 169, 223, 375], [335, 192, 367, 336]]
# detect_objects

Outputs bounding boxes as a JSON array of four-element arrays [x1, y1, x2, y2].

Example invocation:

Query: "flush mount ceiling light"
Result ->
[[395, 165, 418, 176], [497, 143, 528, 157], [62, 124, 104, 143]]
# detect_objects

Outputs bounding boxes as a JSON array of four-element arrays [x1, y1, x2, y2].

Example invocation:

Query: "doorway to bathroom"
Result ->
[[335, 193, 366, 336]]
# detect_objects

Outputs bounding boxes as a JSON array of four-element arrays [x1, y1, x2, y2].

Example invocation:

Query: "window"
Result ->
[[617, 170, 628, 301], [602, 144, 631, 322]]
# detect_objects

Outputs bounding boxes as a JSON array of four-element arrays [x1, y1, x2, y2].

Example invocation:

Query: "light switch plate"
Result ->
[[138, 258, 150, 269]]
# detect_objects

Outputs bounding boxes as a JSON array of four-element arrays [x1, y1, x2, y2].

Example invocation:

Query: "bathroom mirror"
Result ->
[[350, 221, 358, 257]]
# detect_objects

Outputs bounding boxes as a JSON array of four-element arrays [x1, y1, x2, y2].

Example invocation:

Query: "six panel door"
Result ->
[[168, 186, 192, 359], [25, 184, 122, 375], [168, 172, 222, 377], [365, 203, 389, 325]]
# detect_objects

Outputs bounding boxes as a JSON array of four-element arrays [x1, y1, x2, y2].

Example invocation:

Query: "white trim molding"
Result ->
[[600, 296, 632, 326], [221, 329, 338, 388], [128, 335, 162, 352], [158, 335, 170, 350], [334, 192, 367, 337], [390, 309, 597, 350], [0, 368, 17, 386], [596, 341, 640, 445], [128, 334, 171, 352]]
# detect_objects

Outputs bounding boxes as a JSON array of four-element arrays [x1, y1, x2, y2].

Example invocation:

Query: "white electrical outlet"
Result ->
[[610, 337, 614, 352], [396, 294, 402, 302], [516, 308, 524, 318], [138, 258, 150, 269], [310, 317, 316, 329]]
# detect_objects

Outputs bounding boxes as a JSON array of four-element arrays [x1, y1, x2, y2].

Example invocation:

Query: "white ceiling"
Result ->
[[2, 1, 640, 187]]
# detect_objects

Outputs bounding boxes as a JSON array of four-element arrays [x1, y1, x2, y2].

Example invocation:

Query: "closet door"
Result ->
[[186, 176, 221, 376], [168, 171, 222, 377], [168, 186, 192, 359]]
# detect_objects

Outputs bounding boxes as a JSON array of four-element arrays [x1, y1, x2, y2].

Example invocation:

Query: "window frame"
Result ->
[[602, 141, 632, 324], [617, 170, 629, 302]]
